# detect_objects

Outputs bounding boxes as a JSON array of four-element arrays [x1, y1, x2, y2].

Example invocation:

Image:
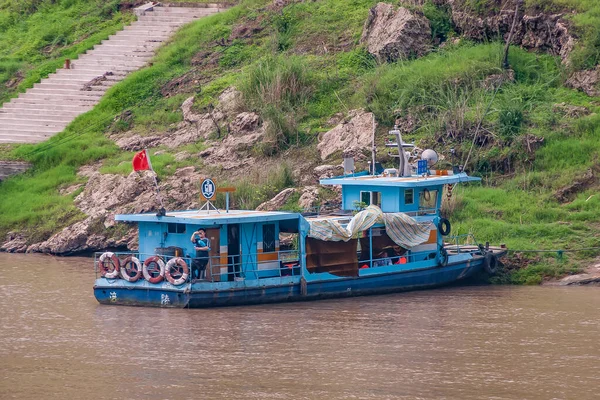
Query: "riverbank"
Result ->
[[1, 0, 599, 285]]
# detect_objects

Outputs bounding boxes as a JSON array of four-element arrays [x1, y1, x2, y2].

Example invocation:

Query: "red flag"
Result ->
[[132, 149, 152, 171]]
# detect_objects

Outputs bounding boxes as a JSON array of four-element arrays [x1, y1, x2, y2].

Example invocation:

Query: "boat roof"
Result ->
[[115, 209, 301, 225], [320, 172, 480, 187]]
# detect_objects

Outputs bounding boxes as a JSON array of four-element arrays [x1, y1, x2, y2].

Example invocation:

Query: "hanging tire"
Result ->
[[120, 256, 142, 282], [98, 252, 120, 279], [165, 257, 189, 286], [439, 247, 448, 267], [482, 252, 497, 275], [143, 256, 165, 284], [438, 218, 451, 236]]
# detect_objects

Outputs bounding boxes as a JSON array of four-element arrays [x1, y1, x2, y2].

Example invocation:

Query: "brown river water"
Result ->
[[1, 253, 599, 400]]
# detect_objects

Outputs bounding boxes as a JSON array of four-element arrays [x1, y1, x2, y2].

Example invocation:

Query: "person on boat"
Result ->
[[373, 250, 392, 267], [191, 229, 211, 280]]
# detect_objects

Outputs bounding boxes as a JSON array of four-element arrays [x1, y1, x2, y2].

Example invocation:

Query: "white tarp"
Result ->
[[308, 205, 433, 248]]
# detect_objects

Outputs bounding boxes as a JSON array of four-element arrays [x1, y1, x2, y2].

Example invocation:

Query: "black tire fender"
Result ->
[[482, 252, 497, 275], [438, 217, 451, 236], [439, 247, 448, 267]]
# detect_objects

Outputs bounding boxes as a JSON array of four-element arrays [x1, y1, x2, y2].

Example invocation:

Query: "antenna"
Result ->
[[386, 125, 415, 176], [371, 114, 376, 175]]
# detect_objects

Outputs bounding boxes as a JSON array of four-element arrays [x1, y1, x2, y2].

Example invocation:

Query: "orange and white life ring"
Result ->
[[165, 257, 189, 286], [143, 256, 165, 284], [120, 256, 142, 282], [99, 252, 120, 279]]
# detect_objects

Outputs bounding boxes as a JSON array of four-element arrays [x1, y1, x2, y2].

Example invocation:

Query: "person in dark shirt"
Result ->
[[190, 228, 211, 280]]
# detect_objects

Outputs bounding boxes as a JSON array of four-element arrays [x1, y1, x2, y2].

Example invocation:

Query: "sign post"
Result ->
[[199, 178, 218, 213]]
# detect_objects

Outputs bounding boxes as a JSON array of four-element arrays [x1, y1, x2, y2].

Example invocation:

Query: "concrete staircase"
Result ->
[[0, 3, 223, 144]]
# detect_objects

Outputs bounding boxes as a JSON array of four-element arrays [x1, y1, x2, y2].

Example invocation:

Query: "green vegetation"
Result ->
[[0, 0, 138, 104], [0, 0, 599, 283]]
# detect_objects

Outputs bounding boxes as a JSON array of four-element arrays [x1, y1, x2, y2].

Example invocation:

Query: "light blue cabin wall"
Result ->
[[138, 222, 164, 259], [341, 184, 445, 213], [139, 222, 223, 260]]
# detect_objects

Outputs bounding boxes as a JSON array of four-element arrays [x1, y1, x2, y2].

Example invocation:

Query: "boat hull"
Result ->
[[94, 256, 485, 308]]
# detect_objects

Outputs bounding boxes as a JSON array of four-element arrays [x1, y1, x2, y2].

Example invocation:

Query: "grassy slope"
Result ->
[[0, 0, 139, 105], [0, 0, 599, 283]]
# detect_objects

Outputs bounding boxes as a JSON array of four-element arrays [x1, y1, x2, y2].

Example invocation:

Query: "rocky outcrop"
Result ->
[[556, 261, 600, 286], [24, 166, 209, 254], [448, 0, 576, 63], [256, 188, 297, 211], [554, 168, 596, 203], [314, 164, 344, 180], [298, 186, 319, 210], [1, 232, 28, 253], [361, 3, 431, 63], [566, 66, 600, 97], [318, 110, 375, 160]]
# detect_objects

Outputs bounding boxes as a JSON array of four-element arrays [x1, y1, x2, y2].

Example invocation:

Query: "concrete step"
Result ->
[[23, 89, 104, 98], [0, 126, 61, 135], [67, 63, 141, 71], [0, 113, 74, 122], [52, 70, 127, 78], [34, 81, 116, 90], [78, 53, 153, 62], [5, 96, 98, 110], [0, 106, 89, 115], [99, 38, 164, 45], [138, 17, 200, 23], [51, 69, 127, 77], [0, 133, 54, 143], [124, 24, 180, 30], [0, 122, 66, 131], [71, 58, 149, 67]]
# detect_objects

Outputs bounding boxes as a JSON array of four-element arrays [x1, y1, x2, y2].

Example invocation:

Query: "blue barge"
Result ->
[[94, 162, 506, 308]]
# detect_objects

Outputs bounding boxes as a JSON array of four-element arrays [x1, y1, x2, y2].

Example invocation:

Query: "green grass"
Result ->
[[0, 0, 138, 104], [0, 0, 600, 285]]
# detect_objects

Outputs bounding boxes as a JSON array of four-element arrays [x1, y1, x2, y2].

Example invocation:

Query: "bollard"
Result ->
[[64, 59, 71, 69]]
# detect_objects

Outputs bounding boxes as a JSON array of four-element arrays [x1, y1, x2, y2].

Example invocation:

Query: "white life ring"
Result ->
[[120, 256, 142, 282], [165, 257, 189, 286], [143, 256, 165, 284], [99, 252, 120, 279]]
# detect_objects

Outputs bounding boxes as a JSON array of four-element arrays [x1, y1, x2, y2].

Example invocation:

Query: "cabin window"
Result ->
[[167, 223, 185, 234], [419, 189, 438, 213], [404, 189, 414, 205], [360, 191, 381, 207], [263, 224, 276, 253]]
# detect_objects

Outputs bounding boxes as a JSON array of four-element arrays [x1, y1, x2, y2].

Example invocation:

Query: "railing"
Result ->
[[444, 233, 482, 254], [202, 249, 300, 283], [94, 250, 300, 284]]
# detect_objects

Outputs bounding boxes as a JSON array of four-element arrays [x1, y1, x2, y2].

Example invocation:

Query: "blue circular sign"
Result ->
[[201, 178, 216, 200]]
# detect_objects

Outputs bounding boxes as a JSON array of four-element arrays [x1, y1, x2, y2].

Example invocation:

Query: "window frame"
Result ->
[[262, 223, 276, 253]]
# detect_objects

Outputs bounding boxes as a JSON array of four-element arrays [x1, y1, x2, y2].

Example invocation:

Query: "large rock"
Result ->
[[256, 188, 297, 211], [314, 164, 344, 180], [566, 66, 600, 97], [1, 232, 28, 253], [360, 3, 431, 63], [298, 186, 319, 210], [317, 110, 375, 160]]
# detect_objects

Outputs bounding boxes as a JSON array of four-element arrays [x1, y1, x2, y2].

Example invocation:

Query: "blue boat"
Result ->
[[94, 133, 506, 308]]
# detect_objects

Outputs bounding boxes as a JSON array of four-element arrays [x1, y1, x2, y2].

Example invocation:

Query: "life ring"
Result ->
[[99, 252, 120, 279], [438, 217, 451, 236], [143, 256, 165, 284], [422, 188, 431, 202], [439, 247, 448, 267], [165, 257, 189, 286], [120, 256, 142, 282], [482, 252, 497, 275]]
